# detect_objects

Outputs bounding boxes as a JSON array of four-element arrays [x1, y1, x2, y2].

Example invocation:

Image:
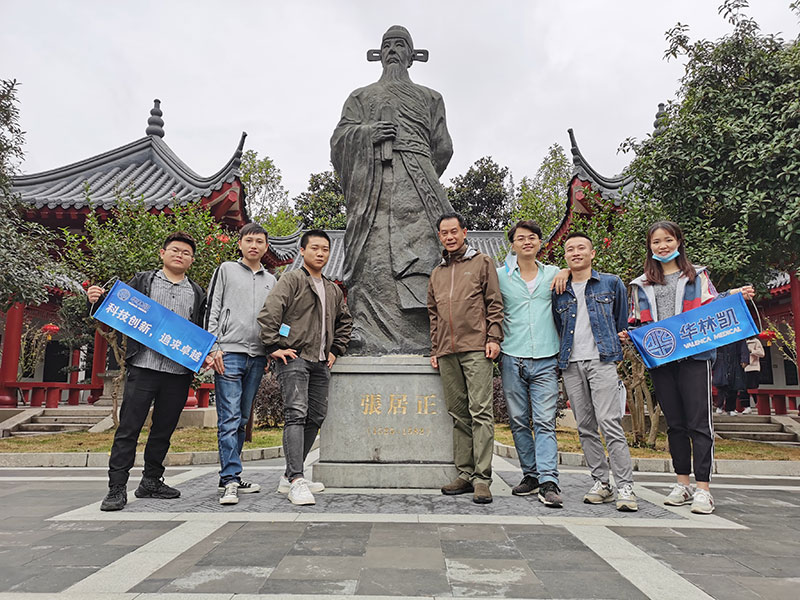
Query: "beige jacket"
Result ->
[[427, 244, 504, 358], [745, 338, 765, 372]]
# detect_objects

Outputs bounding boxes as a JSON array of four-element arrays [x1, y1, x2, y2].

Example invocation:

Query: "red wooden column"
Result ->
[[88, 328, 107, 404], [0, 303, 24, 408]]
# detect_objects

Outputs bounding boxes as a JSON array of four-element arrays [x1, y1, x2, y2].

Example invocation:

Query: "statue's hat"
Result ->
[[382, 25, 413, 49]]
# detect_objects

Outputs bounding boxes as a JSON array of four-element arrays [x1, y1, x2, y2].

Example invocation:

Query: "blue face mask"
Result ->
[[652, 250, 680, 263]]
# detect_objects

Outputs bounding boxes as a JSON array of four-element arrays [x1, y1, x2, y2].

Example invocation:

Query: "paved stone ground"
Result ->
[[0, 452, 798, 599]]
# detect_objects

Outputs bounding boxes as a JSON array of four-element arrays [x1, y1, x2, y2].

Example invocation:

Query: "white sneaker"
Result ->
[[288, 478, 316, 505], [715, 407, 724, 414], [729, 410, 740, 416], [616, 483, 638, 512], [663, 483, 694, 506], [583, 480, 614, 504], [691, 488, 715, 514], [219, 481, 239, 505], [278, 475, 324, 494], [742, 407, 753, 414]]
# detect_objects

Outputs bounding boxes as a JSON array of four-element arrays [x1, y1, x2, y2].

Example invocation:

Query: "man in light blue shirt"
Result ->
[[497, 220, 566, 507]]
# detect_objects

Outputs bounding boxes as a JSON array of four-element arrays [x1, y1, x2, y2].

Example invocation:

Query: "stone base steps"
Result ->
[[8, 407, 112, 437], [712, 413, 800, 445]]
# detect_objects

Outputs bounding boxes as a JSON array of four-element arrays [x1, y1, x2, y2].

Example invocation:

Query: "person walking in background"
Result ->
[[713, 339, 748, 417], [206, 223, 276, 506], [740, 336, 765, 414], [428, 212, 504, 505], [624, 221, 754, 514], [552, 233, 638, 512]]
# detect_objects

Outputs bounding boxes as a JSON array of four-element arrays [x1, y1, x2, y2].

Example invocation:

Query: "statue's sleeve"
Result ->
[[429, 91, 453, 178]]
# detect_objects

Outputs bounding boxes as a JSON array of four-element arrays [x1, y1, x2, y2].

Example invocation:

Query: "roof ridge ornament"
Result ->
[[145, 99, 165, 138]]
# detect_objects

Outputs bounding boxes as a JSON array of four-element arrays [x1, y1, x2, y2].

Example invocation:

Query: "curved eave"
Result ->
[[568, 128, 635, 203]]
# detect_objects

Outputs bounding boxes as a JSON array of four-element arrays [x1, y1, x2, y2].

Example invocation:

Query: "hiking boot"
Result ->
[[134, 476, 180, 499], [288, 478, 315, 505], [100, 484, 127, 511], [218, 478, 261, 493], [512, 475, 540, 496], [583, 480, 614, 504], [616, 483, 639, 512], [473, 482, 493, 504], [663, 483, 694, 506], [441, 477, 474, 496], [691, 488, 715, 514], [278, 475, 324, 494], [219, 481, 239, 505], [538, 481, 563, 508]]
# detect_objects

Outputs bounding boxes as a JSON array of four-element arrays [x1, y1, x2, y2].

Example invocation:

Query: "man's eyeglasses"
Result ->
[[513, 235, 539, 243], [165, 247, 194, 258]]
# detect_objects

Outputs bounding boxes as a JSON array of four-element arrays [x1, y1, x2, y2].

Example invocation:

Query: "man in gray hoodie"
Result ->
[[206, 223, 276, 505]]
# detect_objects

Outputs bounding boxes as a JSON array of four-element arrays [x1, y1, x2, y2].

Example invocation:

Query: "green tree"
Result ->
[[446, 156, 513, 230], [239, 149, 299, 235], [0, 79, 78, 311], [622, 0, 800, 290], [293, 170, 346, 230], [514, 143, 571, 238]]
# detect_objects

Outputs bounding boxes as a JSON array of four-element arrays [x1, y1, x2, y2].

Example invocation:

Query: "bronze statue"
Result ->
[[331, 25, 454, 355]]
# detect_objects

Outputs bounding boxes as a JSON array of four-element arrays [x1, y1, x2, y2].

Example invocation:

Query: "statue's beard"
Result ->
[[381, 62, 410, 82]]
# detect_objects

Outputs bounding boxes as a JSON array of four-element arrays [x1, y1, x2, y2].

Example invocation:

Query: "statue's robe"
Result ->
[[331, 78, 453, 355]]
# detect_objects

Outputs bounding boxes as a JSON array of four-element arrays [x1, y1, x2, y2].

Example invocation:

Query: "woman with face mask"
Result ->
[[622, 221, 754, 514]]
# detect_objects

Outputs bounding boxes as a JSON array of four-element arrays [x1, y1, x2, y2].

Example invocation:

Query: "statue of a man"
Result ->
[[331, 25, 454, 355]]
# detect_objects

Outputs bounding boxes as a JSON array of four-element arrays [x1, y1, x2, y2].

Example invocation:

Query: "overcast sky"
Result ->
[[3, 1, 798, 199]]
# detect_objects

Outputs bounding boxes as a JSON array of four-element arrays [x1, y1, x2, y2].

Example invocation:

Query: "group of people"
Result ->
[[87, 213, 754, 517], [428, 215, 753, 515]]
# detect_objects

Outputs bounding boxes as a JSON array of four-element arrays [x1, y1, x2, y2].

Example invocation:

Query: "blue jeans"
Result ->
[[215, 353, 267, 484], [275, 357, 330, 481], [500, 354, 559, 484]]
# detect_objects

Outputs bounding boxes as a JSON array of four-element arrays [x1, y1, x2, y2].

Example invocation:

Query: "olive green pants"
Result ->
[[438, 351, 494, 484]]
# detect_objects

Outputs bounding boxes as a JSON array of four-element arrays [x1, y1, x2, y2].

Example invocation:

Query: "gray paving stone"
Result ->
[[128, 577, 173, 593], [368, 522, 440, 547], [439, 523, 511, 542], [0, 544, 58, 567], [159, 565, 272, 593], [682, 574, 762, 600], [269, 555, 364, 580], [45, 543, 136, 567], [289, 535, 369, 556], [450, 581, 550, 598], [440, 538, 523, 560], [535, 569, 649, 600], [655, 553, 761, 576], [356, 568, 450, 596], [527, 550, 615, 572], [728, 555, 800, 578], [260, 577, 358, 595], [363, 545, 445, 570], [6, 565, 97, 593], [507, 531, 592, 555], [445, 557, 539, 586], [732, 575, 800, 600], [196, 537, 298, 567]]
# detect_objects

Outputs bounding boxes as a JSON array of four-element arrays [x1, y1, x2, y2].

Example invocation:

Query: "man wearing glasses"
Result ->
[[87, 232, 208, 511]]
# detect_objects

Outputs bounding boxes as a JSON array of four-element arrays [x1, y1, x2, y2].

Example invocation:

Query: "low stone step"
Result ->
[[15, 423, 90, 433], [40, 409, 111, 417], [713, 423, 783, 432], [8, 430, 57, 437], [34, 416, 106, 425], [712, 414, 772, 423], [718, 431, 798, 442]]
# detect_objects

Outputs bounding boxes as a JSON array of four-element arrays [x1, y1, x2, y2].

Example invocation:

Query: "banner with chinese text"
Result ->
[[630, 293, 758, 369], [93, 280, 216, 373]]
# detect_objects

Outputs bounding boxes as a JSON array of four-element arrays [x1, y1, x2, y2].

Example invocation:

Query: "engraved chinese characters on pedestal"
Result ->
[[361, 391, 438, 440]]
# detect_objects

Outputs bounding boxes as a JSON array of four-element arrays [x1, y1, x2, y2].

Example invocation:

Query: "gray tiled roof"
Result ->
[[12, 133, 246, 212], [276, 230, 509, 282]]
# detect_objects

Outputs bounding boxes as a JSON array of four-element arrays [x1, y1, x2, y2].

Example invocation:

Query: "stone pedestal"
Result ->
[[315, 355, 458, 488], [94, 371, 123, 406]]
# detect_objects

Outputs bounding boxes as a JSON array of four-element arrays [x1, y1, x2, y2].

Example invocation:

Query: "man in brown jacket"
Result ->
[[258, 230, 352, 506], [427, 212, 504, 503]]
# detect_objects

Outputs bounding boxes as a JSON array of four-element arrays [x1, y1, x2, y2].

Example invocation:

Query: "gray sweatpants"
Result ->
[[562, 359, 633, 488]]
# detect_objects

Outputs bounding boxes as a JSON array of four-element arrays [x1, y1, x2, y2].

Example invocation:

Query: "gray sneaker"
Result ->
[[616, 483, 638, 512], [663, 483, 694, 506], [690, 488, 715, 514], [538, 481, 563, 508], [583, 480, 614, 504], [219, 481, 239, 505]]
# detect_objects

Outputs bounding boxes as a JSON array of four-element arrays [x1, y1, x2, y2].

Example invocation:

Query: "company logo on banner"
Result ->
[[93, 280, 216, 373], [630, 293, 758, 369]]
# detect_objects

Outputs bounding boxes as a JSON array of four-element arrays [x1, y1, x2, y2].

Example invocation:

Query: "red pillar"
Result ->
[[30, 387, 45, 407], [45, 387, 60, 408], [0, 303, 24, 408], [89, 328, 107, 404]]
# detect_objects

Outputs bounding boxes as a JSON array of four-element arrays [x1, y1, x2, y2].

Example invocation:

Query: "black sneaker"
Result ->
[[134, 476, 181, 499], [512, 475, 540, 496], [100, 484, 127, 511], [538, 481, 563, 508], [218, 478, 261, 493]]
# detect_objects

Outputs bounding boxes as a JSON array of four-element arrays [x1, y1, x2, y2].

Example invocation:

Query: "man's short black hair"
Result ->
[[240, 222, 268, 242], [162, 231, 196, 254], [436, 212, 466, 230], [300, 229, 330, 249], [507, 220, 542, 244], [564, 232, 593, 247]]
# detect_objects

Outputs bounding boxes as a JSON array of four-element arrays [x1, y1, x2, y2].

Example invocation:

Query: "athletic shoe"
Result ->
[[218, 479, 261, 493], [583, 480, 614, 504], [511, 475, 540, 496], [742, 406, 753, 415], [715, 407, 724, 414], [134, 477, 180, 499], [729, 411, 740, 416], [616, 483, 639, 512], [219, 481, 239, 505], [288, 478, 316, 505], [663, 483, 694, 506], [538, 481, 563, 508], [100, 484, 127, 511], [691, 488, 715, 514], [277, 475, 324, 494], [441, 477, 474, 495]]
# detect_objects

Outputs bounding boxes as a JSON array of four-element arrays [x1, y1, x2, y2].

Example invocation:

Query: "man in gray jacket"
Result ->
[[206, 223, 276, 505], [258, 230, 352, 505]]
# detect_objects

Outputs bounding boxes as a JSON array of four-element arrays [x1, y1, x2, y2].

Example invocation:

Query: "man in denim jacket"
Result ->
[[552, 233, 637, 512]]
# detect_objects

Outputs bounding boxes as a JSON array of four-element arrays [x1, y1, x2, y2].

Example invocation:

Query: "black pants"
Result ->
[[108, 366, 193, 486], [717, 385, 739, 412], [649, 359, 714, 482]]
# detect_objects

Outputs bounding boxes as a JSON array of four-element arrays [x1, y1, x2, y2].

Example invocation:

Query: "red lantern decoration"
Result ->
[[757, 330, 777, 346], [41, 323, 60, 341]]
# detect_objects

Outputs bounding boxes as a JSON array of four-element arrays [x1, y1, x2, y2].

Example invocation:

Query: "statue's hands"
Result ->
[[370, 121, 397, 144]]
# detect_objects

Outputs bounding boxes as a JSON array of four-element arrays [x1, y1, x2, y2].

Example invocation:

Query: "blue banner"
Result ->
[[93, 280, 216, 373], [630, 293, 758, 369]]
